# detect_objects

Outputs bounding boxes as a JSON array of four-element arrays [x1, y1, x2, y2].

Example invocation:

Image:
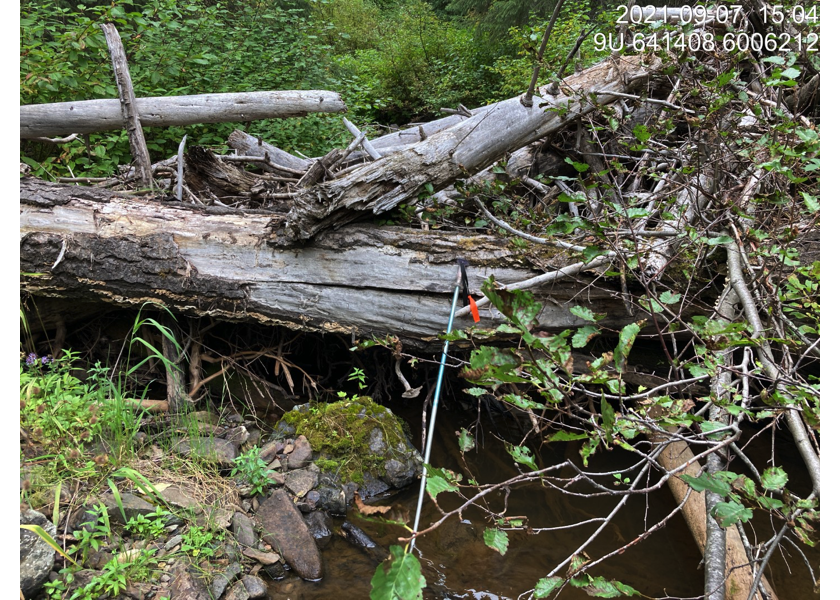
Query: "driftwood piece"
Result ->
[[183, 146, 262, 199], [20, 90, 347, 139], [226, 130, 312, 173], [285, 54, 662, 242], [101, 23, 153, 188], [19, 178, 644, 349]]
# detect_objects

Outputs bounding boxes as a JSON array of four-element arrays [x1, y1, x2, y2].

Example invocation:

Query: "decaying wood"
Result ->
[[20, 90, 347, 139], [284, 54, 662, 242], [20, 178, 645, 349], [101, 23, 153, 188], [226, 129, 312, 173], [652, 427, 779, 600]]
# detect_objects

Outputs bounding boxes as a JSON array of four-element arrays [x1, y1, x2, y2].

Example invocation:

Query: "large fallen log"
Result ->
[[19, 178, 643, 348], [20, 90, 346, 139], [284, 54, 662, 242]]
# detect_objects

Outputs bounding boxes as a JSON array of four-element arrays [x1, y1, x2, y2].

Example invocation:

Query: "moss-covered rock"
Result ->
[[279, 397, 421, 495]]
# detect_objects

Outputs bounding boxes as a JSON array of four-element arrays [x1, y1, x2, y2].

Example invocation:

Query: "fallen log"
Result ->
[[20, 90, 347, 139], [20, 178, 644, 348], [284, 54, 663, 242]]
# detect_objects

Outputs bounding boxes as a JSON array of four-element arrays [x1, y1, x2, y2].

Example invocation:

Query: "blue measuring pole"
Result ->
[[409, 278, 461, 553]]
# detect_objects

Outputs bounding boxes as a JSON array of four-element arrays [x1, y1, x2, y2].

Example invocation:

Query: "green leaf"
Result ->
[[582, 246, 607, 263], [424, 475, 458, 500], [757, 496, 785, 511], [632, 124, 650, 144], [565, 157, 589, 173], [762, 56, 785, 65], [681, 472, 731, 496], [482, 281, 542, 329], [705, 235, 735, 246], [534, 577, 565, 598], [614, 322, 640, 373], [700, 420, 728, 441], [464, 387, 486, 397], [20, 524, 78, 566], [505, 443, 538, 471], [503, 393, 546, 410], [457, 428, 475, 453], [570, 305, 598, 323], [570, 574, 640, 597], [572, 325, 601, 348], [658, 291, 682, 305], [483, 528, 509, 555], [712, 500, 753, 527], [760, 466, 788, 491], [547, 430, 589, 442], [370, 545, 426, 600], [780, 67, 801, 80]]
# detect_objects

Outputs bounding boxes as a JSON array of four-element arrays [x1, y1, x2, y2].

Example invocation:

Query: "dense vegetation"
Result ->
[[21, 0, 617, 179], [21, 0, 819, 598]]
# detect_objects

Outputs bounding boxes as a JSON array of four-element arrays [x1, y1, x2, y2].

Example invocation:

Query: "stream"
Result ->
[[260, 397, 819, 599]]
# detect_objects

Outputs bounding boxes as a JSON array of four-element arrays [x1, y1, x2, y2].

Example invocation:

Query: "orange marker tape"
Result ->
[[468, 295, 480, 323]]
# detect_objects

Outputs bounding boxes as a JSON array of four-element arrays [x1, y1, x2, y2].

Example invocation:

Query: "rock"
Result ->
[[231, 513, 257, 548], [266, 472, 285, 486], [271, 420, 296, 438], [241, 575, 268, 598], [259, 442, 279, 461], [261, 561, 286, 580], [190, 411, 218, 424], [368, 427, 387, 454], [303, 511, 333, 549], [255, 490, 323, 581], [20, 509, 56, 598], [265, 458, 282, 470], [287, 436, 312, 469], [210, 562, 242, 600], [382, 457, 417, 488], [164, 535, 184, 552], [174, 437, 238, 466], [220, 580, 249, 600], [241, 547, 280, 565], [314, 473, 349, 515], [225, 426, 250, 447], [159, 485, 201, 511], [357, 473, 390, 500], [226, 412, 244, 424], [169, 560, 213, 600], [284, 469, 318, 498], [99, 491, 155, 525], [196, 508, 234, 531]]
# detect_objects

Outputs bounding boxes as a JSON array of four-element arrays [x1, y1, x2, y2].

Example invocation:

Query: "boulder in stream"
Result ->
[[255, 489, 323, 581]]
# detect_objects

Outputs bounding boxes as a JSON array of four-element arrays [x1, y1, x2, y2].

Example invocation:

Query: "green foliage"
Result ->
[[483, 527, 509, 555], [370, 545, 427, 600], [180, 525, 225, 559], [125, 506, 170, 539], [231, 447, 273, 497]]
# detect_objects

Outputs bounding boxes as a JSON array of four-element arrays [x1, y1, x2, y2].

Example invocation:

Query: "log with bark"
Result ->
[[20, 178, 643, 349]]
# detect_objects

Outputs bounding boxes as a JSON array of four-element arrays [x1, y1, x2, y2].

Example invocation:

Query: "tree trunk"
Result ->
[[20, 178, 642, 349], [20, 90, 347, 139]]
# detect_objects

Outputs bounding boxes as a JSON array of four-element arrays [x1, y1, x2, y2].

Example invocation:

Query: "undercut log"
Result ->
[[20, 178, 643, 349]]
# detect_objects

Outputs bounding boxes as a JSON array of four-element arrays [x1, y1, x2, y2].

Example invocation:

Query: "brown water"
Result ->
[[267, 402, 818, 599]]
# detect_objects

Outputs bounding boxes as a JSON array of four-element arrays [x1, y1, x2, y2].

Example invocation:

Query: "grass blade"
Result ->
[[20, 524, 78, 566]]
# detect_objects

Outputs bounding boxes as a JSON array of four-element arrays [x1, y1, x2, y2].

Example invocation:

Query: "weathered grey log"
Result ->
[[226, 129, 312, 173], [101, 23, 153, 188], [20, 178, 643, 349], [285, 54, 663, 242], [20, 90, 347, 139]]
